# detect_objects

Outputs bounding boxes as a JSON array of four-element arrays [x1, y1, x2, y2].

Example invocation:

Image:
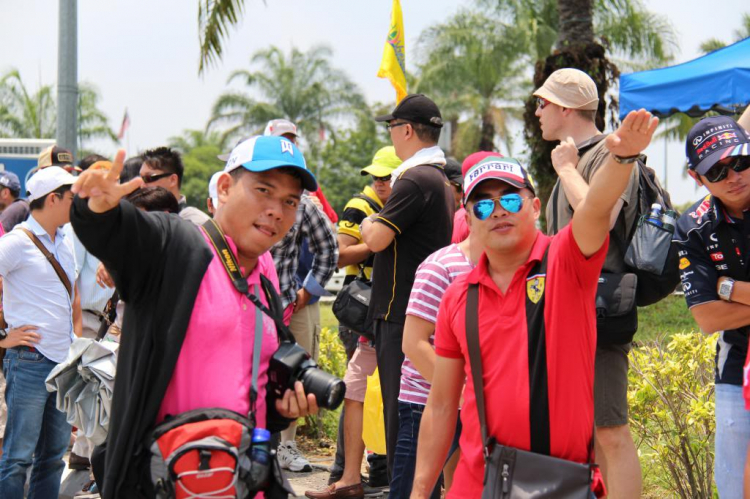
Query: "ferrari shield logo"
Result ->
[[526, 275, 546, 304]]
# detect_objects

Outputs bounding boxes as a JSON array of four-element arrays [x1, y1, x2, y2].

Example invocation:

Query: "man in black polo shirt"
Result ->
[[361, 94, 454, 479], [674, 115, 750, 498]]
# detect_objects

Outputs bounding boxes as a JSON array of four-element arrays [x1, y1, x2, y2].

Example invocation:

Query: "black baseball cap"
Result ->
[[375, 94, 444, 128], [443, 158, 462, 185], [686, 116, 750, 175]]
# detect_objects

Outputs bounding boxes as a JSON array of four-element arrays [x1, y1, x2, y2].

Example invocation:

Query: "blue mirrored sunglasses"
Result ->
[[472, 193, 527, 220]]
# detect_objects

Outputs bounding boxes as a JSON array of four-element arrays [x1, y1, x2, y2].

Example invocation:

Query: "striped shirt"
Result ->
[[399, 244, 474, 405]]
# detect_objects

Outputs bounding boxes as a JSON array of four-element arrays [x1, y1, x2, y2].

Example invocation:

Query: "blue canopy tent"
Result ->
[[619, 37, 750, 119]]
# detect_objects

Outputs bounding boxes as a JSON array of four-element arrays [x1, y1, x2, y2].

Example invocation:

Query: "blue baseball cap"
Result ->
[[223, 135, 317, 191], [0, 171, 21, 192]]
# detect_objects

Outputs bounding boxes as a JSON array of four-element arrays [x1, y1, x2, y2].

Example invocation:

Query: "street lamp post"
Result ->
[[57, 0, 78, 159]]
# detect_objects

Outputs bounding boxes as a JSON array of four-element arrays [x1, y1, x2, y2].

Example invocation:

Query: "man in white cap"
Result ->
[[206, 171, 222, 215], [264, 118, 300, 144], [0, 166, 78, 499], [534, 68, 642, 497]]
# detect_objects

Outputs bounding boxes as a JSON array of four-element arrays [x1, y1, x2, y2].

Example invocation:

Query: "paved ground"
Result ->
[[59, 451, 384, 498]]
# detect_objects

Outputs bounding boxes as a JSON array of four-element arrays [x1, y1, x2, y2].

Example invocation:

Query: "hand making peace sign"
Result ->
[[71, 149, 144, 213]]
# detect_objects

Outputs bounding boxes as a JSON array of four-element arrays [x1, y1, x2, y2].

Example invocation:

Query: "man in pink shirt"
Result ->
[[70, 136, 321, 498]]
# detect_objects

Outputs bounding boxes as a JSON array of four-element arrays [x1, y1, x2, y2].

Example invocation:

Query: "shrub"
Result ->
[[300, 326, 348, 441], [628, 332, 717, 498]]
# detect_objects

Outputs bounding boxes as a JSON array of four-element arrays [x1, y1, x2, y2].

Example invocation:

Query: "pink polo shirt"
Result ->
[[158, 233, 280, 429]]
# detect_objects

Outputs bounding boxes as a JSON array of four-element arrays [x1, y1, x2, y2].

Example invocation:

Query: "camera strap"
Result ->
[[201, 218, 296, 420]]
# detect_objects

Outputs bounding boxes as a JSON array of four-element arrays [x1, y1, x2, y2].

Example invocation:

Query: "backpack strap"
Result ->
[[19, 228, 73, 297]]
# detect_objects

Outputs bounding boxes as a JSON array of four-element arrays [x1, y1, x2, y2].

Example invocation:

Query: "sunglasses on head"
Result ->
[[141, 172, 173, 184], [472, 193, 528, 220], [536, 97, 550, 110], [703, 156, 750, 183], [372, 174, 392, 182]]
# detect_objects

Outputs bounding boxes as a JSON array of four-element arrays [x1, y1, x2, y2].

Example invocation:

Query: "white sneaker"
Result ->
[[278, 440, 312, 472]]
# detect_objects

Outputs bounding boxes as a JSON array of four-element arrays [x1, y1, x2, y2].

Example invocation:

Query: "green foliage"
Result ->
[[636, 294, 697, 343], [415, 9, 530, 153], [181, 145, 224, 212], [629, 333, 717, 498], [312, 114, 390, 215], [198, 0, 251, 74], [208, 45, 365, 149], [300, 326, 348, 441], [0, 69, 117, 150]]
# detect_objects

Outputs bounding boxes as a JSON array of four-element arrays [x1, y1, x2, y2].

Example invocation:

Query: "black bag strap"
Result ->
[[201, 219, 298, 421], [715, 222, 746, 281], [353, 194, 382, 215], [201, 219, 295, 344], [466, 246, 550, 457]]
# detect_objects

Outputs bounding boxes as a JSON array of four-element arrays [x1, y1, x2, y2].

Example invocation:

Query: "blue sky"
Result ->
[[3, 0, 749, 205]]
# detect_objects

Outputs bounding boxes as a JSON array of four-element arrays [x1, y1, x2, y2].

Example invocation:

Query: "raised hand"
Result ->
[[71, 149, 144, 213], [606, 109, 660, 158], [551, 136, 580, 174]]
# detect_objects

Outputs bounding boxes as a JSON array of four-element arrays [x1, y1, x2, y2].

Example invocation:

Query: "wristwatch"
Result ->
[[718, 278, 736, 302], [0, 329, 7, 341]]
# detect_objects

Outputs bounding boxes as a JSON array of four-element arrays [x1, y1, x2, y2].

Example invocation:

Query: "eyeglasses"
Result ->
[[472, 193, 529, 220], [703, 156, 750, 183], [372, 175, 392, 182], [386, 122, 409, 131], [141, 172, 173, 184], [536, 97, 550, 110]]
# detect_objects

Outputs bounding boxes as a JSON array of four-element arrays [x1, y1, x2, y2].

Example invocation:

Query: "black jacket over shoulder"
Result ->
[[70, 197, 292, 499]]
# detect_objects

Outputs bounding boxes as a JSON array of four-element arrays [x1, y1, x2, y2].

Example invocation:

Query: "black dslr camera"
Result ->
[[268, 341, 346, 411]]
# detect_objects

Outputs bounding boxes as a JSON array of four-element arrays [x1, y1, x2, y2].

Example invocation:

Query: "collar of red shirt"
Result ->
[[467, 230, 551, 289]]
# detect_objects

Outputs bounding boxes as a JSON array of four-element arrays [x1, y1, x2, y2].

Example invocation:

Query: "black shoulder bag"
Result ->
[[466, 248, 596, 498], [331, 194, 382, 340]]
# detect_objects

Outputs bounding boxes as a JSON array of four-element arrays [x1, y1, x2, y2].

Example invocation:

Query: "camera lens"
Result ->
[[299, 368, 346, 410]]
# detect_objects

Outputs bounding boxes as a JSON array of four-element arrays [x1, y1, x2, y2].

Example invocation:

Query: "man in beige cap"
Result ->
[[534, 68, 642, 498]]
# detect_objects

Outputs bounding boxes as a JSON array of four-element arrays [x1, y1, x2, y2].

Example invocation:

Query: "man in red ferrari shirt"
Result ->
[[410, 109, 658, 498]]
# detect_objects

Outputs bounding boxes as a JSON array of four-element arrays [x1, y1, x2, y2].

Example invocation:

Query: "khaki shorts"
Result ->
[[342, 342, 377, 403], [594, 342, 631, 427], [288, 301, 321, 361]]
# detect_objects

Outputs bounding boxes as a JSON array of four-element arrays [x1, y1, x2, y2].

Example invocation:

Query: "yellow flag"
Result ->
[[377, 0, 407, 103]]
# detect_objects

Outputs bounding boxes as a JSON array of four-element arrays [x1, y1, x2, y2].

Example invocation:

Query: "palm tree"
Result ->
[[415, 10, 529, 154], [169, 128, 227, 153], [0, 69, 117, 149], [475, 0, 676, 216], [208, 45, 365, 148], [0, 69, 56, 138]]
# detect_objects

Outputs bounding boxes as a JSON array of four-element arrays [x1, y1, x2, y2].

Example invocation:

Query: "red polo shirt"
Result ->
[[434, 225, 607, 499]]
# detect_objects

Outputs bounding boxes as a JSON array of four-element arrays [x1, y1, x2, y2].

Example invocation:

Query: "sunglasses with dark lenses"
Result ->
[[472, 193, 528, 220], [703, 156, 750, 183], [372, 175, 392, 182], [386, 122, 409, 131], [536, 97, 549, 110], [141, 172, 173, 184]]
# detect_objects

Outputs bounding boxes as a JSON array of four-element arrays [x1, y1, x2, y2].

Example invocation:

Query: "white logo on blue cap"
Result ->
[[281, 141, 294, 156]]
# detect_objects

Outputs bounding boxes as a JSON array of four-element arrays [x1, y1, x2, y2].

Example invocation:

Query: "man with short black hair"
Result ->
[[0, 166, 78, 499], [535, 68, 642, 498], [361, 94, 454, 478], [139, 147, 209, 225], [70, 136, 320, 498]]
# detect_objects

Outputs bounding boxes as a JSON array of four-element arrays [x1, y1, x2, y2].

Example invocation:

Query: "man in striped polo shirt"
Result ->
[[388, 154, 490, 497]]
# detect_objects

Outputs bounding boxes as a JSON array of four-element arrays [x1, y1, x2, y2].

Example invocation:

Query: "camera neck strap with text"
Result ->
[[201, 218, 295, 421]]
